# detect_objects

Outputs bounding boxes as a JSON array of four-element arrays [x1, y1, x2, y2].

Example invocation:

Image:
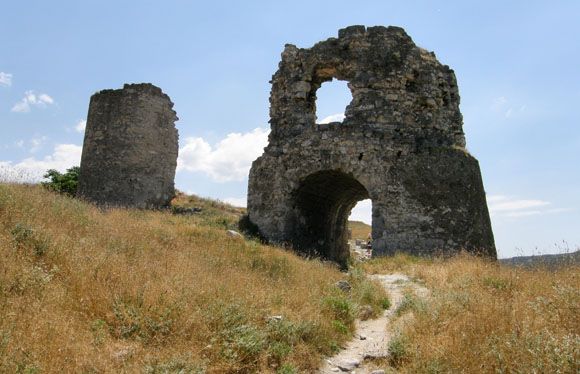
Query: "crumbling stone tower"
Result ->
[[248, 26, 496, 266], [78, 83, 178, 209]]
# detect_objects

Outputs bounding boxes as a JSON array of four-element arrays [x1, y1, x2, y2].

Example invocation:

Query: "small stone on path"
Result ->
[[337, 358, 360, 371]]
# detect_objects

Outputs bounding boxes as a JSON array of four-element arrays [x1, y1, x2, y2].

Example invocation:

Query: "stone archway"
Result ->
[[248, 25, 496, 265], [290, 170, 369, 266]]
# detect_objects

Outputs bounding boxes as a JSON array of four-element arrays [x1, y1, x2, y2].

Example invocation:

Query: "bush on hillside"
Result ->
[[41, 166, 80, 196]]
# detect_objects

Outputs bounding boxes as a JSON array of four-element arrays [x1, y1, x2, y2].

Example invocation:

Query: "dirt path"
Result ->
[[319, 273, 427, 373]]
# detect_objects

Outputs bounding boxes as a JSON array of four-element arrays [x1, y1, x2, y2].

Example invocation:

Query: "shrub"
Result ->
[[395, 292, 427, 317], [347, 266, 391, 318], [380, 297, 392, 310], [276, 363, 298, 374], [11, 223, 49, 256], [266, 319, 316, 346], [268, 341, 292, 364], [219, 324, 266, 364], [90, 319, 108, 346], [110, 295, 177, 344], [331, 320, 349, 335], [322, 295, 356, 327], [41, 166, 80, 196], [388, 334, 410, 367], [10, 223, 34, 248]]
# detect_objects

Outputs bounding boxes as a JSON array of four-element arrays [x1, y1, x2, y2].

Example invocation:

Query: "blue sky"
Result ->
[[1, 1, 579, 258]]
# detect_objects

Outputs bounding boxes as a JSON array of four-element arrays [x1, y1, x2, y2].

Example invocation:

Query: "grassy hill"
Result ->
[[0, 184, 388, 373], [500, 250, 580, 268], [348, 220, 371, 240], [1, 183, 578, 373]]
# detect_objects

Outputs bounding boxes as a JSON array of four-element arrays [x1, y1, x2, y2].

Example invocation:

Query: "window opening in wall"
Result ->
[[315, 79, 352, 125]]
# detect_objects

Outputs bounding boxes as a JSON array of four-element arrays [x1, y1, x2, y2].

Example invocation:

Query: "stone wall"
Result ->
[[248, 25, 496, 266], [78, 83, 178, 209]]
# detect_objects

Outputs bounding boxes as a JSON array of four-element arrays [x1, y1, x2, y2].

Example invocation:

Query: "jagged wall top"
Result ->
[[91, 83, 178, 120], [268, 25, 465, 149]]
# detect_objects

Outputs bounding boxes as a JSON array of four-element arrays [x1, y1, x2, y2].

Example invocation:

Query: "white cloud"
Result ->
[[9, 137, 48, 153], [74, 119, 87, 133], [38, 94, 54, 104], [487, 195, 550, 212], [348, 199, 372, 225], [223, 197, 247, 207], [0, 144, 82, 182], [505, 210, 542, 218], [318, 112, 345, 124], [11, 90, 55, 113], [487, 195, 570, 218], [0, 72, 12, 87], [177, 127, 269, 182], [30, 136, 48, 153]]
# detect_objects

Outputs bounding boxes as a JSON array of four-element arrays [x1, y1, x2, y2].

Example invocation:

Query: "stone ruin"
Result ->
[[78, 83, 178, 209], [248, 26, 496, 266]]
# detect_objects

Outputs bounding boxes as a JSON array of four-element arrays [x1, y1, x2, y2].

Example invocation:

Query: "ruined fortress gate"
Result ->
[[248, 26, 496, 266], [78, 83, 178, 209]]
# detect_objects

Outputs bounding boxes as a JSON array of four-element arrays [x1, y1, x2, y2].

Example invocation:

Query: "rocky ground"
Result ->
[[349, 240, 372, 261]]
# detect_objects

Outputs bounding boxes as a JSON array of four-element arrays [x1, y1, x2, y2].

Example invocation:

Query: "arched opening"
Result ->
[[315, 79, 352, 125], [348, 199, 373, 259], [290, 170, 369, 268]]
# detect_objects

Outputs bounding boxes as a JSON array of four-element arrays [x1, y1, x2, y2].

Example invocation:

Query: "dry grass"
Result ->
[[0, 184, 388, 373], [364, 253, 580, 373], [348, 221, 371, 240], [4, 183, 576, 373]]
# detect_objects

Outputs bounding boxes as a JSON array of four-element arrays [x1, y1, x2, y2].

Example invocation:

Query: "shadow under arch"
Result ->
[[289, 170, 369, 268]]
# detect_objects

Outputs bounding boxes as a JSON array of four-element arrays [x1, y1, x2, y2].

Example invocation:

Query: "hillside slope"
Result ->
[[348, 220, 371, 241], [363, 254, 579, 373], [500, 250, 580, 268], [0, 184, 388, 373]]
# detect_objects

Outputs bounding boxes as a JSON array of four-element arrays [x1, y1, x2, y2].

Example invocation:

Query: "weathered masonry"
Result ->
[[247, 26, 496, 266], [78, 83, 178, 209]]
